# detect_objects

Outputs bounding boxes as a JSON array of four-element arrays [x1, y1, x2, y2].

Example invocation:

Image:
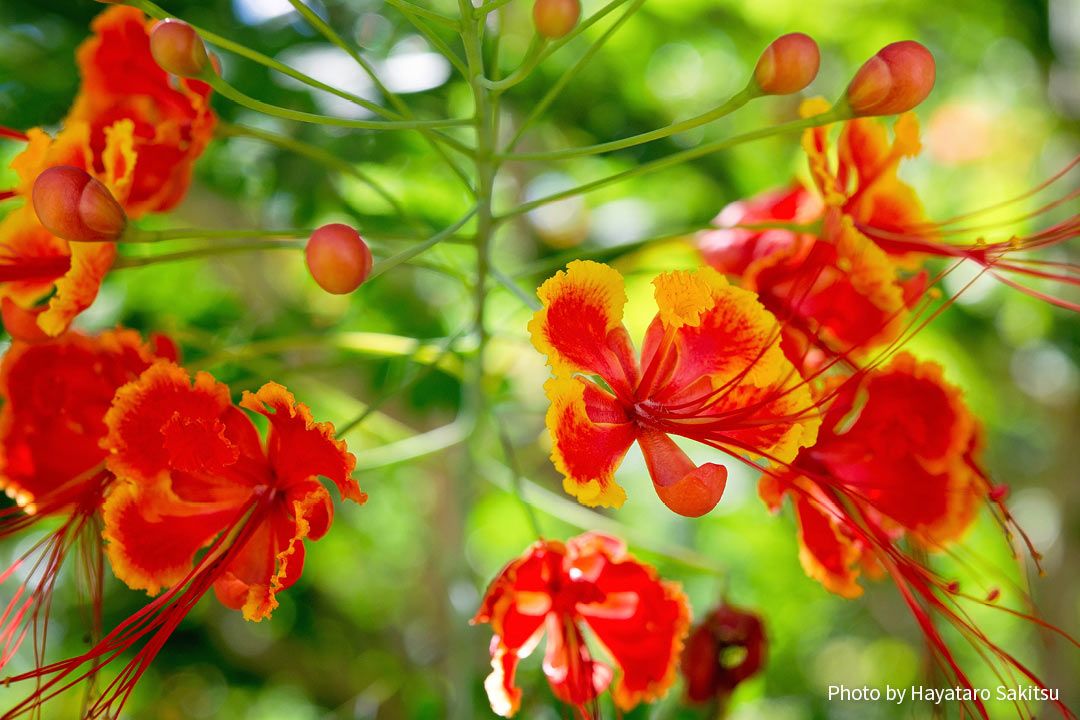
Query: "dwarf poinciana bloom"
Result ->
[[529, 261, 820, 517], [3, 362, 362, 718], [472, 533, 689, 718], [759, 352, 983, 597], [0, 5, 216, 339], [681, 602, 766, 705], [0, 329, 171, 668]]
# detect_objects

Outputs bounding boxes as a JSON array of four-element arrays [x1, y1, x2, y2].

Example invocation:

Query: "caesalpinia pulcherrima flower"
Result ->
[[0, 5, 215, 338], [755, 352, 1077, 717], [472, 533, 689, 719], [529, 260, 820, 517], [681, 602, 766, 706], [3, 360, 362, 717], [0, 328, 174, 668]]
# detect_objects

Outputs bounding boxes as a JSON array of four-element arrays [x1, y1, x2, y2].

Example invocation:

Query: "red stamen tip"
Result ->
[[946, 581, 960, 594], [986, 588, 1000, 602], [989, 483, 1009, 501]]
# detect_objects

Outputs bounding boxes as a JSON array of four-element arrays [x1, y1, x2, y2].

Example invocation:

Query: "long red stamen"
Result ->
[[0, 126, 29, 143], [0, 190, 16, 203]]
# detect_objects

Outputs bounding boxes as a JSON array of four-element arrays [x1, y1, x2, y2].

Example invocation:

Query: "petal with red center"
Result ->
[[529, 260, 639, 394], [102, 479, 245, 595], [215, 481, 332, 621], [103, 361, 236, 484], [239, 382, 362, 504], [0, 206, 70, 308], [543, 376, 636, 509], [790, 481, 865, 599], [570, 535, 691, 710], [473, 541, 566, 717]]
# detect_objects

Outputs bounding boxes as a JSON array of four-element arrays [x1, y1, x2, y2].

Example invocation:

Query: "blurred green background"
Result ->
[[0, 0, 1078, 718]]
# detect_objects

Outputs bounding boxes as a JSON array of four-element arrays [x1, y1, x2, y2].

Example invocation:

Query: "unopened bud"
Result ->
[[846, 41, 935, 116], [33, 166, 127, 242], [753, 33, 820, 95], [150, 20, 208, 78], [533, 0, 581, 40], [305, 224, 373, 295]]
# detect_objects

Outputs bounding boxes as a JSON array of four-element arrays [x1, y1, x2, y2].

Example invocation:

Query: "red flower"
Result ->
[[758, 352, 982, 598], [529, 261, 819, 517], [0, 329, 169, 669], [681, 602, 766, 705], [66, 5, 216, 217], [472, 533, 690, 718], [3, 362, 362, 717]]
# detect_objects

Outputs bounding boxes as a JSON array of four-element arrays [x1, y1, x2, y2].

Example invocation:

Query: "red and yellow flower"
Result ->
[[0, 5, 216, 339], [472, 533, 689, 718], [529, 260, 820, 517], [758, 352, 983, 598]]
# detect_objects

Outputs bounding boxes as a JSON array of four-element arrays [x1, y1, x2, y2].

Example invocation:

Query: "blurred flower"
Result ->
[[529, 261, 820, 516], [0, 328, 171, 670], [681, 602, 766, 705], [472, 532, 689, 718]]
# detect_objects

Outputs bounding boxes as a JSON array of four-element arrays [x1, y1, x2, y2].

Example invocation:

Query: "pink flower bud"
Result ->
[[846, 41, 935, 116], [305, 224, 373, 295], [150, 20, 208, 78], [33, 166, 127, 242], [533, 0, 581, 40], [753, 33, 820, 95]]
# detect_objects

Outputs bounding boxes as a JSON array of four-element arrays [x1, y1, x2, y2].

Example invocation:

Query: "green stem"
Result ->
[[132, 228, 307, 243], [496, 106, 850, 222], [536, 0, 636, 64], [367, 208, 479, 281], [505, 0, 645, 153], [477, 0, 515, 13], [479, 35, 548, 92], [203, 72, 469, 131], [381, 0, 460, 30], [501, 85, 758, 161], [112, 241, 302, 269]]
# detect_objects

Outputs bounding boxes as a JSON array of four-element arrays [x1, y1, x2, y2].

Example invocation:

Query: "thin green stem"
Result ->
[[506, 0, 645, 153], [537, 0, 636, 64], [496, 106, 851, 222], [501, 85, 758, 161], [204, 72, 469, 131], [496, 426, 543, 538], [381, 0, 460, 30], [112, 241, 302, 269], [367, 208, 479, 281], [133, 228, 307, 243], [479, 35, 548, 92], [492, 267, 541, 310], [390, 7, 471, 79], [477, 0, 515, 14]]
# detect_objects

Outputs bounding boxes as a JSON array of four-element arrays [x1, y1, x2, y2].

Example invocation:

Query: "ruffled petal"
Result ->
[[529, 260, 639, 394], [239, 382, 362, 504], [0, 206, 70, 309], [37, 239, 116, 338], [788, 480, 865, 599], [543, 376, 637, 509], [637, 430, 727, 517], [570, 534, 691, 711]]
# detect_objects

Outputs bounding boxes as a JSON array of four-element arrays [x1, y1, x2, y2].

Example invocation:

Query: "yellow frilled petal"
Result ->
[[102, 118, 138, 204], [529, 260, 628, 378], [37, 240, 116, 337], [651, 267, 729, 329]]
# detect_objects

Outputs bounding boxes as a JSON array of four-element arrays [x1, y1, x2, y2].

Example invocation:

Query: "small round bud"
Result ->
[[532, 0, 581, 40], [846, 41, 935, 116], [753, 33, 820, 95], [33, 166, 127, 242], [150, 20, 208, 78], [305, 224, 373, 295]]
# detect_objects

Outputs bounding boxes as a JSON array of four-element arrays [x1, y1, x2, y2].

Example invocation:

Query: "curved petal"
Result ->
[[0, 206, 70, 310], [529, 260, 639, 395], [543, 376, 637, 509], [37, 239, 116, 338], [790, 481, 865, 599], [102, 479, 243, 596], [239, 382, 362, 504], [637, 430, 726, 517], [571, 536, 691, 711]]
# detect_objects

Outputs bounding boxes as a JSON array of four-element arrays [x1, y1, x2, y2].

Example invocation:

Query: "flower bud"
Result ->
[[533, 0, 581, 40], [33, 166, 127, 242], [305, 224, 373, 295], [752, 33, 820, 95], [846, 41, 935, 116], [150, 20, 208, 78]]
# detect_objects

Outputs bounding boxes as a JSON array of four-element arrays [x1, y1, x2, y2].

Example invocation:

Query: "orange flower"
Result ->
[[529, 261, 819, 517], [472, 533, 690, 718], [759, 352, 983, 598], [699, 186, 926, 368], [66, 5, 216, 218], [0, 328, 170, 670], [4, 362, 362, 718]]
